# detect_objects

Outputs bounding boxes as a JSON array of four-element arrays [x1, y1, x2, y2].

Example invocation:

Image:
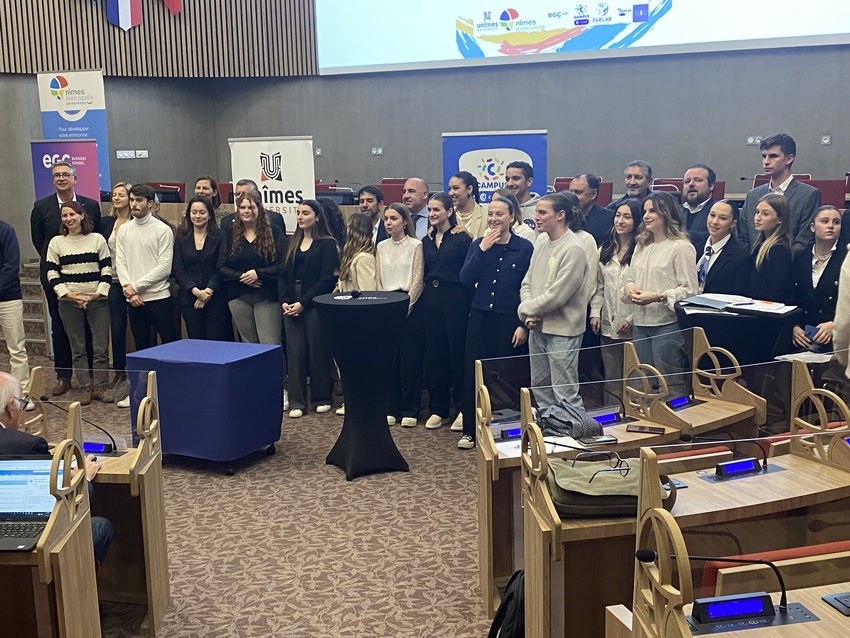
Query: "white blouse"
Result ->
[[625, 238, 697, 327], [590, 250, 633, 340], [375, 235, 424, 310]]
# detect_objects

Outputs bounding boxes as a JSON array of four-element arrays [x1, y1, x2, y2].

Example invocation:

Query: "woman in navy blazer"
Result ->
[[279, 199, 340, 418], [792, 205, 846, 352], [749, 194, 793, 303], [172, 196, 232, 341]]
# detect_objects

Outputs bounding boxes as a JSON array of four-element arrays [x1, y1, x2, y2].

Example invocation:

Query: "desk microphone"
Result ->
[[635, 548, 788, 614], [350, 290, 361, 299], [39, 395, 119, 452], [679, 433, 768, 472]]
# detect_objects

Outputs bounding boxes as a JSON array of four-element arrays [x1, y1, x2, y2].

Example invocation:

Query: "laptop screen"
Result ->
[[0, 458, 60, 517]]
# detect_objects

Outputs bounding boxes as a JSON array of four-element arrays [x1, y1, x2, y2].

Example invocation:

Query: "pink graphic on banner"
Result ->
[[30, 140, 101, 201]]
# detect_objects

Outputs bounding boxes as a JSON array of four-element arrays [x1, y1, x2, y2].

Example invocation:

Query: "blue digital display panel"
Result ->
[[706, 596, 766, 619], [593, 412, 620, 424], [668, 396, 690, 408], [721, 458, 759, 474]]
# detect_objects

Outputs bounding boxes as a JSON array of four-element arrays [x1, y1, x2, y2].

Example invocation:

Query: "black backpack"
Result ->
[[488, 569, 524, 638]]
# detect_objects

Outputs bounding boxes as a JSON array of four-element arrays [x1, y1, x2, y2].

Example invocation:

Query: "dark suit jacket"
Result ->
[[749, 242, 793, 303], [739, 180, 821, 254], [376, 219, 388, 244], [173, 233, 227, 306], [0, 427, 50, 455], [584, 204, 615, 246], [220, 211, 287, 236], [682, 198, 715, 253], [30, 193, 101, 283], [702, 235, 752, 297], [278, 237, 339, 310], [792, 242, 847, 328]]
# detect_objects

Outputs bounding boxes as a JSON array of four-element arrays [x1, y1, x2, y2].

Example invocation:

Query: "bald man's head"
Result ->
[[0, 372, 24, 429], [402, 178, 429, 213]]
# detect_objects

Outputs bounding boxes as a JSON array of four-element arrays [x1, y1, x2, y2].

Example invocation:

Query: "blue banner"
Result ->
[[441, 130, 547, 203], [37, 71, 111, 192]]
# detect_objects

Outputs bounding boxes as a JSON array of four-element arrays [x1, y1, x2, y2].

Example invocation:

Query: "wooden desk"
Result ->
[[523, 450, 850, 638], [476, 328, 765, 617]]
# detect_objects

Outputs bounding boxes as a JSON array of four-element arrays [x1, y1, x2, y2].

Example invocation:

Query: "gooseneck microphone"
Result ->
[[39, 395, 119, 452], [679, 433, 768, 472], [635, 549, 787, 613]]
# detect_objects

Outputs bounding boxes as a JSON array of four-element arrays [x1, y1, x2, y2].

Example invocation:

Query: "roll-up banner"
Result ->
[[441, 130, 547, 203], [229, 136, 316, 230], [30, 139, 101, 201], [36, 70, 111, 192]]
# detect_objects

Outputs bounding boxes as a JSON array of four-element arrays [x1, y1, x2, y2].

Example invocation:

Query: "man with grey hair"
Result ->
[[402, 177, 431, 239], [607, 160, 654, 210], [30, 161, 101, 396], [0, 373, 46, 453], [220, 178, 287, 234]]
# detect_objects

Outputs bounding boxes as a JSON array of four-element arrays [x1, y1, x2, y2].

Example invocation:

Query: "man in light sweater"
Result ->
[[116, 184, 177, 355], [518, 192, 589, 409]]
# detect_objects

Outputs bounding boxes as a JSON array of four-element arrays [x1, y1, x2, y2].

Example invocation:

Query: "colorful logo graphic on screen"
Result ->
[[500, 8, 519, 30], [457, 0, 671, 58], [260, 152, 283, 181], [49, 76, 69, 100]]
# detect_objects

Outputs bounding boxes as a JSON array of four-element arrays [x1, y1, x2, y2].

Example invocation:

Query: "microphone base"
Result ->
[[697, 463, 786, 484], [687, 602, 817, 634]]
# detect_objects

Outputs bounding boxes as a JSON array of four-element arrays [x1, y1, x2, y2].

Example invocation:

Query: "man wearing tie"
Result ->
[[698, 200, 752, 296], [30, 161, 101, 396], [402, 177, 430, 239], [738, 133, 821, 253]]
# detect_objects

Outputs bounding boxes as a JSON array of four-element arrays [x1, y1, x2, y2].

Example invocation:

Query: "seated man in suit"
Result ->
[[358, 185, 387, 244], [220, 179, 287, 235], [569, 173, 614, 246], [739, 133, 821, 253], [681, 164, 716, 252], [699, 200, 752, 297], [0, 372, 113, 568], [607, 160, 654, 210]]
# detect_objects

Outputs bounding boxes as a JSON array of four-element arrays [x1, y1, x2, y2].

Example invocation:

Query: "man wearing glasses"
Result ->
[[0, 372, 48, 453], [30, 161, 101, 396]]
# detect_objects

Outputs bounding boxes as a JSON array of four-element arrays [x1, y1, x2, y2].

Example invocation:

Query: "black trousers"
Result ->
[[386, 299, 424, 419], [128, 298, 178, 351], [422, 283, 469, 417], [283, 306, 334, 410], [181, 302, 234, 341], [43, 278, 92, 379], [462, 309, 528, 439]]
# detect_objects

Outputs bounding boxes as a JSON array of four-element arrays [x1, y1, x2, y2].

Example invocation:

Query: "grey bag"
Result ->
[[537, 401, 602, 439]]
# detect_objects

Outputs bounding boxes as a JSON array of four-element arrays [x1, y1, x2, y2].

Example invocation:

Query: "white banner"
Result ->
[[229, 136, 316, 230]]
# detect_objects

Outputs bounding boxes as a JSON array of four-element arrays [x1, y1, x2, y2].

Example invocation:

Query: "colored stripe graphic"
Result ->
[[106, 0, 142, 31]]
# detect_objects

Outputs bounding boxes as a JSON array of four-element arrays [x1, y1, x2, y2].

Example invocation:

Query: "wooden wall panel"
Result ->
[[0, 0, 317, 77]]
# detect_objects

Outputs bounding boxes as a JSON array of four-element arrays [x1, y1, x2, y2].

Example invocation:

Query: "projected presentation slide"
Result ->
[[316, 1, 850, 73]]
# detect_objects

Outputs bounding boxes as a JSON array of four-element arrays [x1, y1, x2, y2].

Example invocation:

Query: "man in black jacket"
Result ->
[[30, 161, 101, 396]]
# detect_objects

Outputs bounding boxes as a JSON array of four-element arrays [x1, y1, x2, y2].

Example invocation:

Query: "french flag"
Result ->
[[106, 0, 142, 31], [162, 0, 183, 15]]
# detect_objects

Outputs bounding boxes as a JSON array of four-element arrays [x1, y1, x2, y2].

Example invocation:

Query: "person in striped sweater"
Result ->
[[46, 201, 112, 405]]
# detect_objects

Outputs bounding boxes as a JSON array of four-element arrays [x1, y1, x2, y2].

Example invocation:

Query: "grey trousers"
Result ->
[[528, 331, 583, 410], [228, 297, 282, 345], [58, 297, 110, 386]]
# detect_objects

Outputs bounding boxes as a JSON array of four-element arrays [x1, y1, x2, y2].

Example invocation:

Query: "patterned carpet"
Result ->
[[8, 357, 493, 638]]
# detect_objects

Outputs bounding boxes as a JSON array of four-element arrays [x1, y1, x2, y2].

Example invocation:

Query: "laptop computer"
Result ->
[[0, 455, 61, 551]]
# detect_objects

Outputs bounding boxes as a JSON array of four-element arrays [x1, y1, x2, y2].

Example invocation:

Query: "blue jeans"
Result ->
[[632, 323, 689, 397], [91, 515, 113, 566], [528, 331, 583, 410]]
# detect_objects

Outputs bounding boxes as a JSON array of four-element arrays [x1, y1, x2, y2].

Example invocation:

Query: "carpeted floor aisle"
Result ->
[[7, 357, 493, 638]]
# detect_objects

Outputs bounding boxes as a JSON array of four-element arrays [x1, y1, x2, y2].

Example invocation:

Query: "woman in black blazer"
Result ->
[[700, 200, 753, 297], [173, 196, 232, 341], [279, 199, 340, 418], [749, 194, 793, 303], [792, 205, 845, 352]]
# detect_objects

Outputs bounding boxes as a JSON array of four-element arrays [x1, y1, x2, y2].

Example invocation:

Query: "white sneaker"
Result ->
[[335, 404, 345, 416], [315, 405, 332, 414], [117, 396, 131, 408], [457, 435, 475, 449], [283, 389, 289, 411], [289, 409, 303, 418], [25, 400, 35, 411], [425, 414, 448, 430], [387, 415, 397, 426], [401, 417, 417, 427], [450, 414, 463, 431]]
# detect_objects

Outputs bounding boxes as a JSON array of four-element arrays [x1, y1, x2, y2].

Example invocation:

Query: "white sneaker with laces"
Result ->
[[315, 405, 332, 414], [425, 414, 447, 430], [400, 417, 417, 427], [289, 408, 303, 418], [457, 435, 475, 449], [450, 414, 463, 431], [117, 396, 131, 408]]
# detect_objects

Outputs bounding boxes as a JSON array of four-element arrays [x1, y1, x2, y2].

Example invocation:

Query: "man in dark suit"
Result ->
[[220, 179, 287, 235], [358, 185, 387, 244], [738, 133, 821, 254], [681, 164, 716, 252], [30, 161, 101, 396], [700, 201, 753, 297], [607, 160, 654, 210], [569, 174, 614, 246]]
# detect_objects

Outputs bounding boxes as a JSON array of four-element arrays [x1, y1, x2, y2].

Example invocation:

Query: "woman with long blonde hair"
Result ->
[[335, 213, 376, 292], [749, 193, 794, 303]]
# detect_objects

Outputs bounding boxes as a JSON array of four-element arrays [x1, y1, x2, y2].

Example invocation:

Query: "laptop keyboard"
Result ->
[[0, 522, 46, 538]]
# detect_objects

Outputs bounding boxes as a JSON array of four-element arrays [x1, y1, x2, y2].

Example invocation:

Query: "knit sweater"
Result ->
[[115, 213, 174, 302], [45, 232, 111, 298], [518, 229, 588, 337]]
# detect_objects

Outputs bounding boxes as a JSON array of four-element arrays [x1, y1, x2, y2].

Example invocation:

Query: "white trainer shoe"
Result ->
[[400, 417, 417, 427], [387, 415, 397, 426], [425, 414, 448, 430], [315, 405, 332, 414], [289, 409, 303, 418], [335, 404, 345, 416], [117, 396, 131, 408], [457, 435, 475, 449]]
